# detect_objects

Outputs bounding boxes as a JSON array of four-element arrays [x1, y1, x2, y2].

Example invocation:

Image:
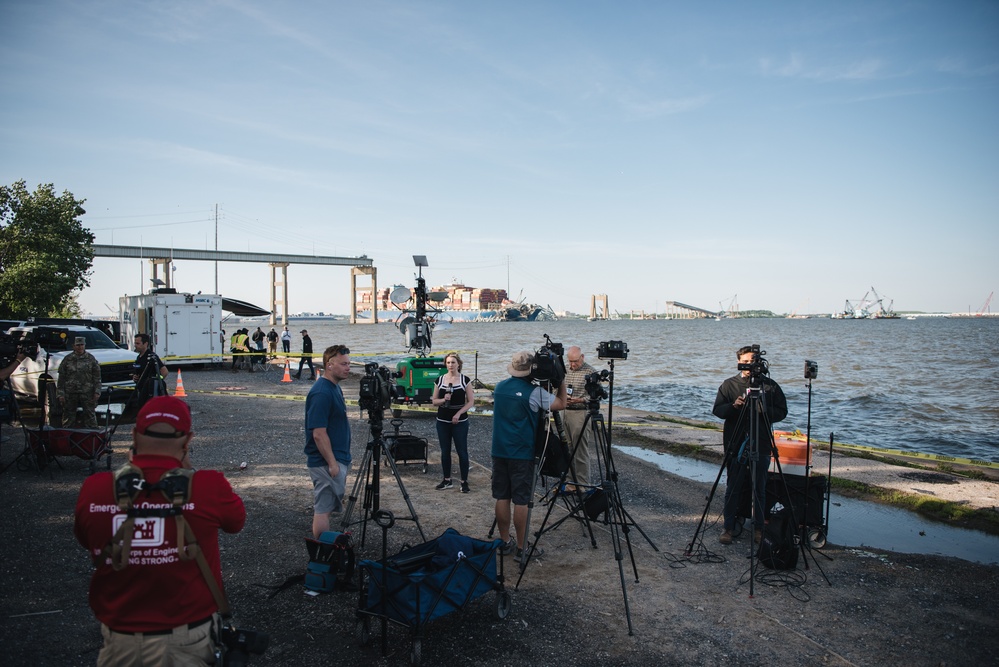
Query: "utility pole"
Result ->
[[214, 204, 218, 294]]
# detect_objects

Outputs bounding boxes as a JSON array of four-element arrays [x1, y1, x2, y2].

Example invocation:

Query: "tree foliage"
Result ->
[[0, 180, 94, 319]]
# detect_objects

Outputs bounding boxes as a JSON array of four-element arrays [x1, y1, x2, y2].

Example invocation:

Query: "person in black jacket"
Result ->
[[294, 330, 316, 380], [712, 345, 788, 546]]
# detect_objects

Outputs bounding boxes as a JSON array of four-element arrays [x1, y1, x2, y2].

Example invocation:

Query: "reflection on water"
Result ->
[[617, 445, 999, 565]]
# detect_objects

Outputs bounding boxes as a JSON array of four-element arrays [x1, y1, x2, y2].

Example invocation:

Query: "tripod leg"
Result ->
[[340, 446, 374, 534], [378, 437, 426, 542]]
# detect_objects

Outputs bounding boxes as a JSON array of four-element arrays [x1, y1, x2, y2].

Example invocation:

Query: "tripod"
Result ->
[[340, 407, 425, 549], [0, 376, 35, 475], [518, 360, 658, 636], [687, 374, 829, 593]]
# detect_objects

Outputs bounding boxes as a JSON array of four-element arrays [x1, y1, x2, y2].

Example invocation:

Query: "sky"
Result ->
[[1, 1, 997, 317]]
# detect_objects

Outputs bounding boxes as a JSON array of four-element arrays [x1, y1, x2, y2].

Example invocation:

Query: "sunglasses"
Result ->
[[330, 345, 350, 356]]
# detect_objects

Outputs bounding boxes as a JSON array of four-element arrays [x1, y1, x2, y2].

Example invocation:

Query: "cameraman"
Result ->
[[74, 396, 246, 666], [305, 344, 353, 538], [0, 350, 26, 382], [562, 346, 597, 488], [712, 345, 788, 546], [492, 351, 567, 563]]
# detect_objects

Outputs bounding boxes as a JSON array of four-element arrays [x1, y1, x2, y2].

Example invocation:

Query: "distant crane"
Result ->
[[868, 287, 899, 318], [718, 294, 739, 319], [977, 291, 994, 316]]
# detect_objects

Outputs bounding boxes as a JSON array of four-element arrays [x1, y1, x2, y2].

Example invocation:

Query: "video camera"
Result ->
[[216, 625, 269, 667], [737, 344, 769, 385], [529, 334, 566, 386], [358, 362, 400, 412], [584, 369, 610, 401], [597, 340, 628, 360], [0, 331, 39, 367]]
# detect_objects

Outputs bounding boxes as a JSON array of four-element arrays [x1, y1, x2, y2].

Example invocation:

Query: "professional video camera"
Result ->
[[584, 369, 610, 401], [216, 625, 269, 666], [529, 334, 566, 386], [0, 331, 39, 367], [358, 362, 399, 412], [597, 340, 628, 360], [737, 344, 770, 384]]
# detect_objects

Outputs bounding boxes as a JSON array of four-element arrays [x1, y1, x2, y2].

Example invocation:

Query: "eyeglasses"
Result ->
[[330, 345, 350, 355]]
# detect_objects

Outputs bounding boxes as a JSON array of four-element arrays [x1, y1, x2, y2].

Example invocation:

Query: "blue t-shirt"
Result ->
[[304, 378, 351, 468]]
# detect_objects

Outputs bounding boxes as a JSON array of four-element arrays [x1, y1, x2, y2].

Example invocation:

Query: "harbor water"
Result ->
[[271, 316, 998, 463]]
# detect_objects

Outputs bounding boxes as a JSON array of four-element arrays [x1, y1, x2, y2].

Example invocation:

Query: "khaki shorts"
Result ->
[[309, 462, 350, 515]]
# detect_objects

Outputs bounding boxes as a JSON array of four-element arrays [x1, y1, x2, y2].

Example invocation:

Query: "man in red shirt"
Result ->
[[74, 395, 246, 666]]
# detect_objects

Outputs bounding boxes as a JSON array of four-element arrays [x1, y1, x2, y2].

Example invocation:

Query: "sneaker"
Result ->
[[499, 539, 516, 556], [435, 479, 453, 490], [460, 481, 470, 494], [514, 544, 544, 563], [719, 530, 733, 545]]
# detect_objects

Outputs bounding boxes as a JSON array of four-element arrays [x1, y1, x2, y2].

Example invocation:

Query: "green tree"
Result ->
[[0, 180, 93, 319]]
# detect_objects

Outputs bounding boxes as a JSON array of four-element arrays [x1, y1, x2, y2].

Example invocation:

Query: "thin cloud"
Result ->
[[759, 53, 885, 81]]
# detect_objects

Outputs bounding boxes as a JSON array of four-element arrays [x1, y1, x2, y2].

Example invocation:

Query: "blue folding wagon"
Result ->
[[356, 528, 511, 665]]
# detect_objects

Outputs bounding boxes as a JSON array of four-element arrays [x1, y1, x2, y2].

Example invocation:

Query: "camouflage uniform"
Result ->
[[58, 351, 102, 428]]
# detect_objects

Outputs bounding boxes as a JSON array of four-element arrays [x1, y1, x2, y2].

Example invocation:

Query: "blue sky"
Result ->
[[2, 1, 996, 317]]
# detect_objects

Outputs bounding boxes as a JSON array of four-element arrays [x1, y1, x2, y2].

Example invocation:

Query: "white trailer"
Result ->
[[119, 290, 223, 365]]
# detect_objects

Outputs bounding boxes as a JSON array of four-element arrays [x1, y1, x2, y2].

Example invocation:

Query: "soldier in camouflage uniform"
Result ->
[[57, 337, 102, 428]]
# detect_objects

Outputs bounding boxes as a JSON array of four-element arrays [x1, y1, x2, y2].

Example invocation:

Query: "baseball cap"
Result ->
[[300, 329, 308, 333], [136, 395, 191, 437]]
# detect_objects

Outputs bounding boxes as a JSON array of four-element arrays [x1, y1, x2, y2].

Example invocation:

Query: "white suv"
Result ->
[[7, 324, 137, 424]]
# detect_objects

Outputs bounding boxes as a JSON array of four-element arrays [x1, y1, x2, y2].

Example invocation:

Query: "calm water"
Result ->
[[270, 317, 999, 463]]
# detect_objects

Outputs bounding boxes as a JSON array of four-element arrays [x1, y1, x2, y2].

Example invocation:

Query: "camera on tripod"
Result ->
[[216, 625, 269, 666], [529, 334, 566, 386], [584, 369, 609, 401], [804, 359, 818, 380], [737, 344, 769, 383], [597, 340, 628, 360], [358, 362, 400, 412]]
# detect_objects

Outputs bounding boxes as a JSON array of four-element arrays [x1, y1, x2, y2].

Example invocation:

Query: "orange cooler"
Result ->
[[770, 432, 810, 476]]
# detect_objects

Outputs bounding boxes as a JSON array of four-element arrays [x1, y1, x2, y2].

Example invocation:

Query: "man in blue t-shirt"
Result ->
[[492, 351, 566, 562], [305, 344, 353, 538]]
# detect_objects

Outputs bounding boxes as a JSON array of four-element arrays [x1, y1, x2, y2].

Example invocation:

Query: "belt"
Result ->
[[566, 406, 588, 410], [110, 615, 214, 636]]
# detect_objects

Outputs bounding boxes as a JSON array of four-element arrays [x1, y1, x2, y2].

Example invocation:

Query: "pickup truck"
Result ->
[[7, 324, 137, 425]]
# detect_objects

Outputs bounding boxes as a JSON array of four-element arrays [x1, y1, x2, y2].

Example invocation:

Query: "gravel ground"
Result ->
[[2, 365, 998, 666]]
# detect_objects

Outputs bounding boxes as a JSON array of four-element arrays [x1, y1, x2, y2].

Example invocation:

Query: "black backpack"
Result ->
[[759, 508, 799, 570]]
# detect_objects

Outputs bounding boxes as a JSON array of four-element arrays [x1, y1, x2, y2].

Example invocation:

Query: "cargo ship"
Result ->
[[357, 282, 556, 322]]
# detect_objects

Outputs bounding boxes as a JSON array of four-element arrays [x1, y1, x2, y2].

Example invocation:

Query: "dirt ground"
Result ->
[[1, 366, 997, 666]]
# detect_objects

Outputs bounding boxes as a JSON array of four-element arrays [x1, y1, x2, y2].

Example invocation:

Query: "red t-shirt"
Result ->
[[74, 454, 246, 632]]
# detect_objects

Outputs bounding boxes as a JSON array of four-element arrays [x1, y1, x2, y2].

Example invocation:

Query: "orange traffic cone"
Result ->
[[173, 369, 188, 397], [281, 359, 293, 383]]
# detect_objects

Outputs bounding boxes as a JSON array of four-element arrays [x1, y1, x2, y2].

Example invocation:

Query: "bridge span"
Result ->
[[93, 244, 377, 324], [663, 301, 718, 319]]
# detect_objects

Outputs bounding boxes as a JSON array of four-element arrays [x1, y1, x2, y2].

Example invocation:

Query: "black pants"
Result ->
[[296, 356, 315, 378]]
